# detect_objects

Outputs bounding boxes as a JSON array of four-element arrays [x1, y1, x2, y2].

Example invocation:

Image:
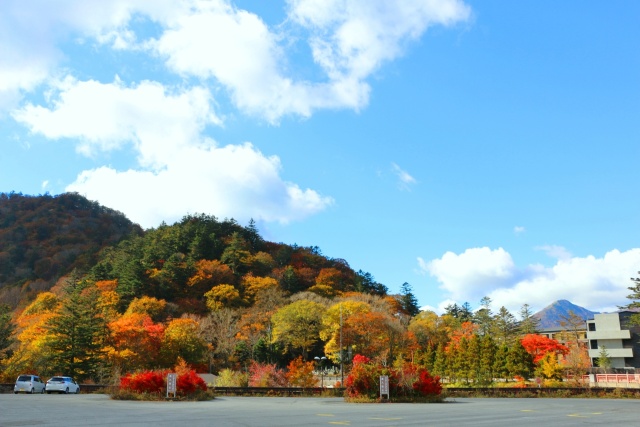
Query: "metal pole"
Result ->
[[340, 305, 343, 386]]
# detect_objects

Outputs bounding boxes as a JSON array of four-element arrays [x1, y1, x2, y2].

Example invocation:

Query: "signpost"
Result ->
[[380, 375, 389, 401], [167, 373, 177, 398]]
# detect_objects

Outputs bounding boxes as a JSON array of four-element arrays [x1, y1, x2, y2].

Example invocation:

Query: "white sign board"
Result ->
[[167, 373, 177, 397], [380, 375, 389, 399]]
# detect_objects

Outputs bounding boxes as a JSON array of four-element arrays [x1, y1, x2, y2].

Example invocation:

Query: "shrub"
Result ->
[[120, 370, 166, 394], [216, 369, 249, 387], [345, 355, 442, 401], [248, 361, 287, 387], [119, 369, 206, 397], [177, 370, 207, 395]]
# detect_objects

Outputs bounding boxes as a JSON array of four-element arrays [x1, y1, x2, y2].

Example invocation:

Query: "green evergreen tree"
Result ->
[[505, 340, 534, 380], [492, 306, 518, 345], [46, 275, 106, 381], [493, 344, 509, 381], [432, 343, 447, 380], [474, 296, 494, 336], [220, 232, 252, 275], [399, 282, 420, 317], [518, 304, 540, 335], [467, 335, 481, 384], [596, 345, 612, 372], [459, 302, 473, 322], [621, 271, 640, 325], [478, 335, 496, 385], [0, 303, 15, 360]]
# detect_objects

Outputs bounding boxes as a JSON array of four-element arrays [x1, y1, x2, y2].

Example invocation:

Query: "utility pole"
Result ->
[[340, 304, 343, 386]]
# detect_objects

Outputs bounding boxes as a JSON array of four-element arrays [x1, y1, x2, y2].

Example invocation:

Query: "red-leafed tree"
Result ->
[[520, 334, 568, 363]]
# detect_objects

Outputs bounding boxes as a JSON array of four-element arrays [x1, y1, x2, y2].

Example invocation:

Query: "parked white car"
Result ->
[[45, 376, 80, 394], [14, 374, 46, 394]]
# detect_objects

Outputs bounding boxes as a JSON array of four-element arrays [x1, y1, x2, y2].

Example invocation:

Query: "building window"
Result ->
[[590, 340, 598, 350], [588, 323, 596, 331]]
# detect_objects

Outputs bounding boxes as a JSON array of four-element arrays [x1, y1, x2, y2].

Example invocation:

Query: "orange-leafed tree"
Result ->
[[2, 293, 59, 378], [286, 356, 318, 387], [186, 259, 235, 296], [320, 300, 372, 362], [105, 313, 165, 371], [447, 321, 479, 352], [520, 334, 568, 363]]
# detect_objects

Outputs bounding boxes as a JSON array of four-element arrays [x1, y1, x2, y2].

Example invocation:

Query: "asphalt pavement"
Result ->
[[1, 394, 638, 426]]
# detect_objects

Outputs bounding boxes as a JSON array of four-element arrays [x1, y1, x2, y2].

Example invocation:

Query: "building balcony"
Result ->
[[587, 330, 631, 340], [588, 348, 633, 358]]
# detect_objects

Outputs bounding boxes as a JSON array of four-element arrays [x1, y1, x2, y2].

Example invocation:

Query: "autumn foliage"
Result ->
[[520, 334, 568, 363], [345, 355, 442, 401], [120, 369, 206, 396]]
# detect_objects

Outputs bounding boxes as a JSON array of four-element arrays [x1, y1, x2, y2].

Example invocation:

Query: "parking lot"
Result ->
[[1, 394, 639, 426]]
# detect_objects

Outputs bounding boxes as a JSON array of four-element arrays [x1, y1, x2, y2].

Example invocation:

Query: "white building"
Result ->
[[586, 311, 640, 369]]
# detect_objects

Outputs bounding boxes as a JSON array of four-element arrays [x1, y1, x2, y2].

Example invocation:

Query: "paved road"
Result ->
[[1, 394, 638, 426]]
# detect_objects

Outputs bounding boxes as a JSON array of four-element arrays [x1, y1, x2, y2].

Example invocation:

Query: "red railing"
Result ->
[[583, 374, 640, 383]]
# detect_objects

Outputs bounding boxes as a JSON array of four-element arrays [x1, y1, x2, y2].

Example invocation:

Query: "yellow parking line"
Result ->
[[317, 414, 334, 417]]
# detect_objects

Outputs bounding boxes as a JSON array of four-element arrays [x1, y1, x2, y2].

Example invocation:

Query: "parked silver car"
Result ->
[[45, 376, 80, 394], [14, 374, 46, 394]]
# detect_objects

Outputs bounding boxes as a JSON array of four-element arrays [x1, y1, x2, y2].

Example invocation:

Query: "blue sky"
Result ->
[[2, 0, 639, 315]]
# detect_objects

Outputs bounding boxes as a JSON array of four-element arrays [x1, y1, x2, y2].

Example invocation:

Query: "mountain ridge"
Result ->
[[533, 299, 598, 329]]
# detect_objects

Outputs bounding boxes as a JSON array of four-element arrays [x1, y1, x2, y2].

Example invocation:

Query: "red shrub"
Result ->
[[412, 369, 442, 396], [345, 355, 442, 399], [120, 370, 165, 394], [177, 370, 207, 395]]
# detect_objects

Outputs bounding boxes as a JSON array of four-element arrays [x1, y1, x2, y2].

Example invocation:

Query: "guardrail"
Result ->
[[3, 384, 640, 397]]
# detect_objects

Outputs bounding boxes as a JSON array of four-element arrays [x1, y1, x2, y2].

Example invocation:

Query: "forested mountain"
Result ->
[[0, 192, 613, 387], [87, 213, 389, 314], [0, 193, 142, 307]]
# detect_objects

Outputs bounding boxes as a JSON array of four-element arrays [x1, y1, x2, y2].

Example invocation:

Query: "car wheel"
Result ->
[[65, 387, 69, 394], [75, 388, 79, 394], [14, 391, 18, 394], [41, 387, 45, 394], [47, 391, 51, 394], [30, 388, 34, 394]]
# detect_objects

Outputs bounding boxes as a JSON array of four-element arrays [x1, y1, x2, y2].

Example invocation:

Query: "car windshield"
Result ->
[[50, 377, 64, 381], [17, 375, 31, 381]]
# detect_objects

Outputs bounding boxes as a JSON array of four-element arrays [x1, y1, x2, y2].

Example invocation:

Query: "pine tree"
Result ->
[[596, 345, 612, 372], [399, 282, 420, 317], [432, 343, 447, 380], [0, 303, 15, 360], [492, 306, 518, 345], [478, 335, 496, 385], [621, 271, 640, 325], [46, 276, 106, 381], [467, 335, 481, 384], [474, 296, 493, 336], [493, 344, 509, 381], [506, 340, 534, 380], [518, 304, 540, 335]]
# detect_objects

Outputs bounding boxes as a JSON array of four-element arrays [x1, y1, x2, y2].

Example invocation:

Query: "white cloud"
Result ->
[[419, 247, 640, 314], [13, 77, 219, 169], [13, 77, 333, 228], [514, 226, 525, 235], [391, 162, 417, 190], [0, 0, 179, 109], [536, 244, 572, 262], [66, 143, 333, 228], [149, 0, 471, 121], [2, 0, 471, 120]]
